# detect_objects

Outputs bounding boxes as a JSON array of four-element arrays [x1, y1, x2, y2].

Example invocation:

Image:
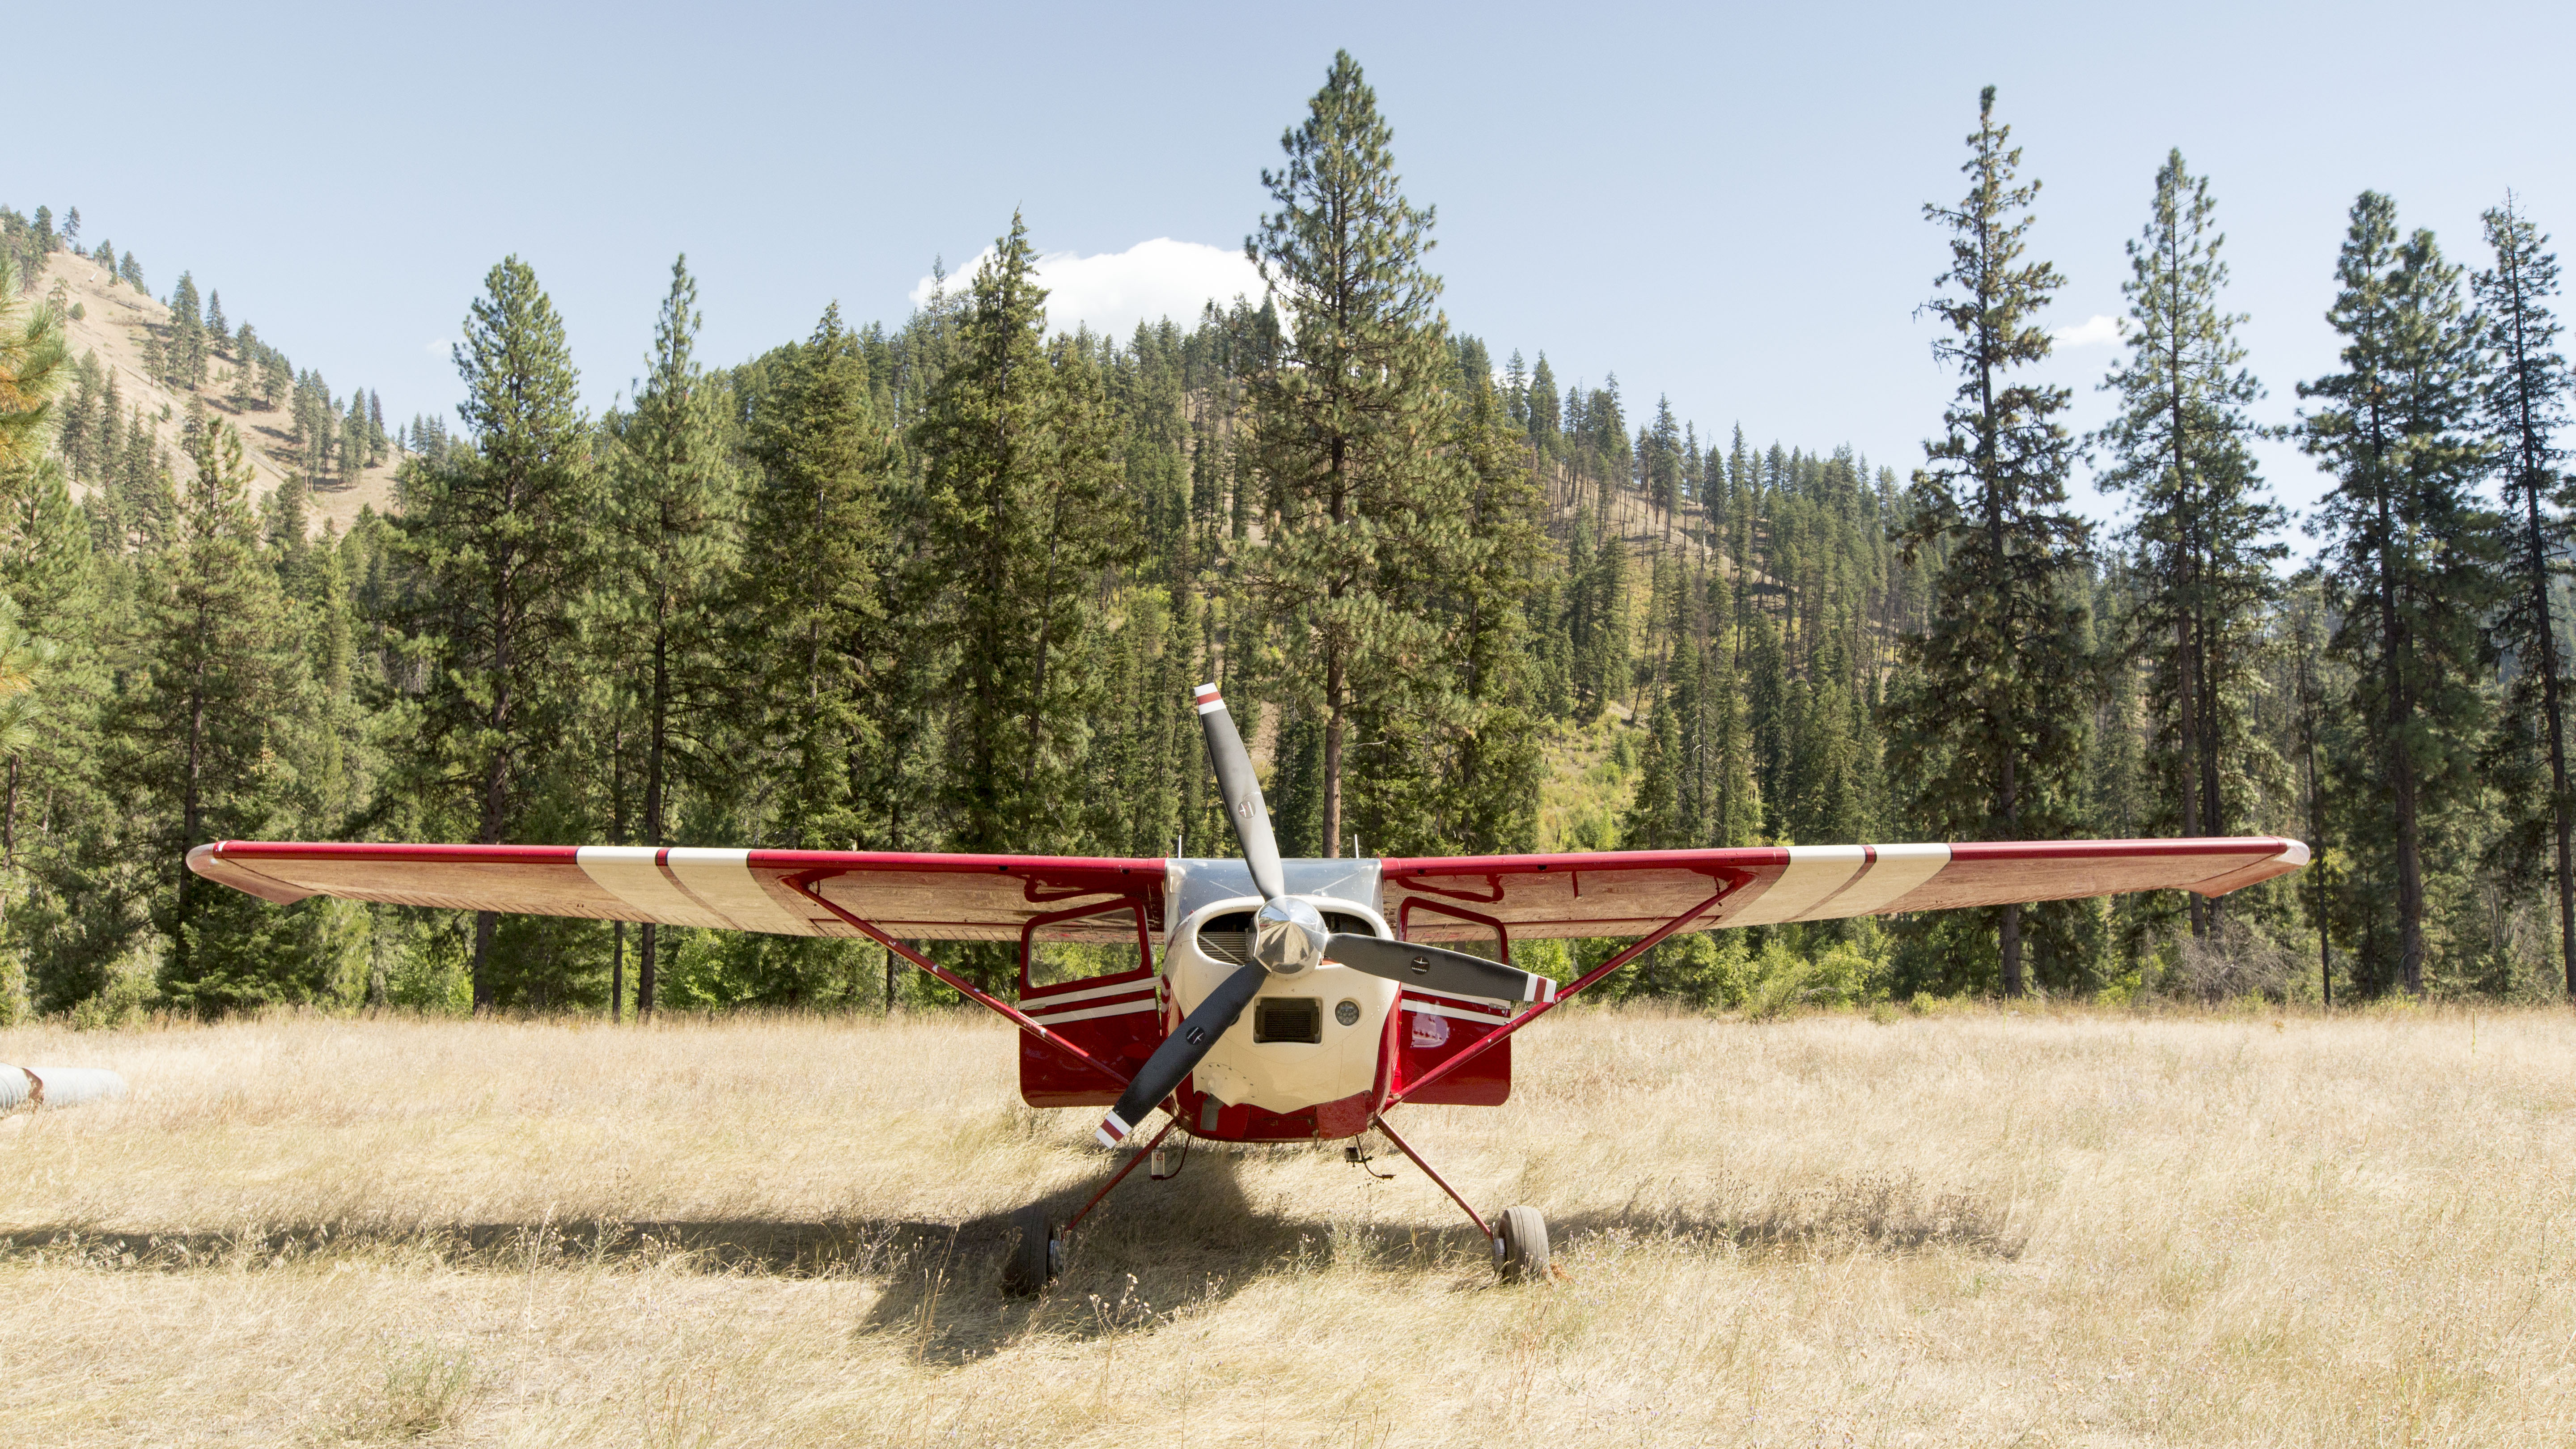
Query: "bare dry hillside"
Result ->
[[39, 251, 399, 537], [2, 1004, 2568, 1446]]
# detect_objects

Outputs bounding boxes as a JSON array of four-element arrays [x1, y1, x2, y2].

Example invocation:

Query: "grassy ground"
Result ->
[[4, 1001, 2572, 1447]]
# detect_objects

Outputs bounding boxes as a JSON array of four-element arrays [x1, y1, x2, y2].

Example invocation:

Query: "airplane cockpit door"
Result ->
[[1015, 898, 1163, 1107]]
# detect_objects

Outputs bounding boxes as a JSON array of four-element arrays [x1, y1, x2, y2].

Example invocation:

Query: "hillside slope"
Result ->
[[37, 250, 399, 536]]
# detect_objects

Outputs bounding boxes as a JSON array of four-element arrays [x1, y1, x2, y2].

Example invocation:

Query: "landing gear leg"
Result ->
[[1004, 1113, 1178, 1297], [1372, 1113, 1550, 1284]]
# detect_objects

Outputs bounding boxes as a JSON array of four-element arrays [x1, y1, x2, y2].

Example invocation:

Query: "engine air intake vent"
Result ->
[[1193, 910, 1375, 965], [1254, 996, 1322, 1043]]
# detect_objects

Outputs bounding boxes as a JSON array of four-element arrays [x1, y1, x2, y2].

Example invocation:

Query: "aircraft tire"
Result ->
[[1002, 1204, 1055, 1297], [1494, 1205, 1549, 1283]]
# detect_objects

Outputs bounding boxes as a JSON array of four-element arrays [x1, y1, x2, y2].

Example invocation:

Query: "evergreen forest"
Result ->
[[3, 58, 2572, 1021]]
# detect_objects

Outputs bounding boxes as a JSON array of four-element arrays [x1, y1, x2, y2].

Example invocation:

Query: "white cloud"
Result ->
[[424, 337, 454, 357], [2051, 314, 2121, 348], [910, 238, 1266, 339]]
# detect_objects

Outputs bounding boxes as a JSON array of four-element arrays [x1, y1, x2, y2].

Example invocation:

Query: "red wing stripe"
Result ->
[[653, 851, 728, 918], [576, 847, 733, 928]]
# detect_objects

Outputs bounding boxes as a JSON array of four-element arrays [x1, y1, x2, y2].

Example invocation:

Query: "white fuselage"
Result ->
[[1165, 897, 1399, 1114]]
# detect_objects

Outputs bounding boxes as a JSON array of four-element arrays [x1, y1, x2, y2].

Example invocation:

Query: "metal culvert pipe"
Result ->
[[0, 1065, 128, 1111]]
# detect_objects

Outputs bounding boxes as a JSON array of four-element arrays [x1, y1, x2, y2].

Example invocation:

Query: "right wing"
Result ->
[[186, 841, 1165, 942]]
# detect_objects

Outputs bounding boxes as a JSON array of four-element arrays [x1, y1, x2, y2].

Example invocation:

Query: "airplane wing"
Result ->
[[185, 842, 1165, 941], [191, 835, 2307, 945], [1378, 837, 2309, 942]]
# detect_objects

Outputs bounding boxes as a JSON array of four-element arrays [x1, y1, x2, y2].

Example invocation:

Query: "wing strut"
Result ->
[[1382, 883, 1733, 1111], [778, 872, 1134, 1093]]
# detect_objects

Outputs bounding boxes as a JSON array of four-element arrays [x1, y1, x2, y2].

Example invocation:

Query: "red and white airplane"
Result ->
[[189, 684, 2307, 1292]]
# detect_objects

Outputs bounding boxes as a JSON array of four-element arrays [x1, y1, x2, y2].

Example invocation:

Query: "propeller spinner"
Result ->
[[1093, 686, 1556, 1149]]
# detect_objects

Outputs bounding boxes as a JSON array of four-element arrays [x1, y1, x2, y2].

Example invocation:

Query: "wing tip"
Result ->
[[2189, 838, 2313, 898], [186, 843, 318, 906]]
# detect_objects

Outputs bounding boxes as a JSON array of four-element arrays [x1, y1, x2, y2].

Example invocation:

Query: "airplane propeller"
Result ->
[[1094, 684, 1556, 1149]]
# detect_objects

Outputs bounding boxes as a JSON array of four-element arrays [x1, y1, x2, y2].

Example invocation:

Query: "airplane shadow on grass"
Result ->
[[0, 1151, 2013, 1364]]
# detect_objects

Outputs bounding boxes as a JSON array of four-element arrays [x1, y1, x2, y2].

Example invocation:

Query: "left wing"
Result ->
[[1380, 837, 2310, 942], [186, 842, 1164, 941]]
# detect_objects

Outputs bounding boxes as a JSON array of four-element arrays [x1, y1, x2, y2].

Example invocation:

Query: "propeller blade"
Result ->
[[1194, 684, 1285, 901], [1325, 934, 1559, 1007], [1096, 962, 1267, 1149]]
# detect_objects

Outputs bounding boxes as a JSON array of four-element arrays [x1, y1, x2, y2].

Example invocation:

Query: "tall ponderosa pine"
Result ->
[[1421, 364, 1548, 853], [0, 253, 67, 470], [400, 258, 594, 1008], [2298, 193, 2502, 996], [2092, 150, 2284, 938], [1624, 566, 1761, 852], [604, 254, 739, 1016], [0, 254, 72, 942], [0, 595, 59, 935], [914, 216, 1131, 857], [736, 305, 902, 853], [1889, 87, 2092, 997], [724, 306, 907, 1005], [115, 419, 319, 1011], [2473, 197, 2576, 995], [1242, 51, 1455, 857]]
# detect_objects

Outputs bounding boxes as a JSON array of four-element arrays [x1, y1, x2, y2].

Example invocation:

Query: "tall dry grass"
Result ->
[[3, 1000, 2572, 1446]]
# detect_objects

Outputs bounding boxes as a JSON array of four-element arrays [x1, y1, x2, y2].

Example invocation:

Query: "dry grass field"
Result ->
[[4, 1001, 2573, 1447]]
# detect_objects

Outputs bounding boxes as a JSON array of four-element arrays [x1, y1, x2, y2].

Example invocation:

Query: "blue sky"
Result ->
[[20, 1, 2575, 539]]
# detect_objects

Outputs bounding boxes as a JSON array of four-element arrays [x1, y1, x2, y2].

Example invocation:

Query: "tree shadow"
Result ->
[[0, 1161, 2015, 1363], [0, 1216, 925, 1276]]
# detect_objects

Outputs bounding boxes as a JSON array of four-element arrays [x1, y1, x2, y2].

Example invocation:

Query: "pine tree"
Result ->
[[1645, 394, 1684, 525], [1887, 87, 2092, 997], [2092, 151, 2284, 937], [0, 260, 75, 936], [341, 394, 368, 480], [1566, 506, 1631, 721], [398, 257, 595, 1008], [1241, 51, 1456, 858], [111, 418, 319, 1011], [2474, 196, 2576, 995], [1623, 689, 1686, 847], [2298, 193, 2503, 996], [0, 593, 59, 878], [258, 349, 288, 410], [0, 254, 67, 470], [736, 304, 901, 855], [168, 272, 206, 390], [913, 215, 1132, 856], [56, 355, 98, 484], [117, 407, 171, 553], [2284, 570, 2340, 1000], [1424, 363, 1548, 852], [603, 255, 740, 1017], [1527, 352, 1560, 449]]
